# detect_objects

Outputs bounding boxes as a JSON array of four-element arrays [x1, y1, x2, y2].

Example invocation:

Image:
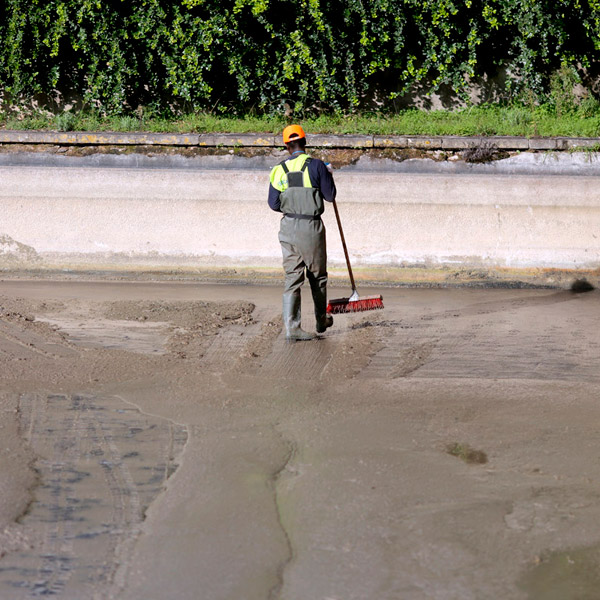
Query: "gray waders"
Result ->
[[278, 156, 333, 341], [279, 216, 331, 340]]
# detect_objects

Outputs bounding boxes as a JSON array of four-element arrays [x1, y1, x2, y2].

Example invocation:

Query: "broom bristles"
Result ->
[[327, 295, 384, 314]]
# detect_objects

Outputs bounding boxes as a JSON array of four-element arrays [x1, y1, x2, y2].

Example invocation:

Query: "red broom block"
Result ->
[[327, 295, 384, 314]]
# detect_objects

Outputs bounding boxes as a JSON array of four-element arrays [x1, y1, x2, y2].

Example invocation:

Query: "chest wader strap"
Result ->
[[280, 158, 312, 188]]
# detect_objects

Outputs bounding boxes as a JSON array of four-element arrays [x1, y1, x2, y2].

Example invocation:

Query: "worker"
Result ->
[[268, 124, 337, 341]]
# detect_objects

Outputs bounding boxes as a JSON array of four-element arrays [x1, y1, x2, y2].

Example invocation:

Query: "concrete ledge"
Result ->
[[559, 137, 600, 150], [373, 135, 410, 148], [1, 129, 599, 150], [402, 136, 440, 149], [0, 130, 200, 146], [441, 136, 530, 150], [198, 133, 277, 147], [309, 134, 373, 148], [529, 138, 560, 151]]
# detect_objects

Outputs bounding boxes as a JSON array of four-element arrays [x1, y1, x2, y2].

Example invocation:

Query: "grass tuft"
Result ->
[[446, 442, 488, 465], [463, 141, 505, 163]]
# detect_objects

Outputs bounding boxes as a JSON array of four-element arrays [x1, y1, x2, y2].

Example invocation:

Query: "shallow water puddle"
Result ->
[[0, 392, 187, 598], [519, 544, 600, 600]]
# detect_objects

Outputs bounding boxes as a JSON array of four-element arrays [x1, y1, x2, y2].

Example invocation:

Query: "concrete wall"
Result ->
[[1, 153, 599, 279]]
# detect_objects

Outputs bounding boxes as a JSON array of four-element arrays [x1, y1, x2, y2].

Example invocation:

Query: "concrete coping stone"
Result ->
[[528, 138, 560, 150], [561, 137, 600, 149], [0, 129, 599, 151], [198, 133, 277, 147], [0, 130, 201, 146], [308, 134, 373, 148], [441, 136, 531, 150]]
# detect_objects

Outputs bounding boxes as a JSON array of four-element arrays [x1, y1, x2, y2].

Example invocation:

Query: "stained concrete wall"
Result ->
[[1, 152, 599, 280]]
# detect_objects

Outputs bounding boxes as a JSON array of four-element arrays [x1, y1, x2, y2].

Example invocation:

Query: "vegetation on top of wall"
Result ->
[[1, 1, 600, 117], [2, 103, 600, 138]]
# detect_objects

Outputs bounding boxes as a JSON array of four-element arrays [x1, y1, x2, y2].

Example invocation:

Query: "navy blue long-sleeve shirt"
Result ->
[[268, 154, 336, 212]]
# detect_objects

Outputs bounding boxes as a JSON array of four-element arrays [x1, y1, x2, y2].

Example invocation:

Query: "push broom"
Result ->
[[327, 199, 384, 314]]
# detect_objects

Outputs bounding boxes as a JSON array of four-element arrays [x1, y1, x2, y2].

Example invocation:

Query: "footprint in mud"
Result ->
[[0, 393, 187, 599]]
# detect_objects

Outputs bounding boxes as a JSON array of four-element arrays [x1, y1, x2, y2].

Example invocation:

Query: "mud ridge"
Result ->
[[268, 430, 297, 600], [233, 313, 283, 373], [420, 291, 575, 323], [110, 393, 190, 594]]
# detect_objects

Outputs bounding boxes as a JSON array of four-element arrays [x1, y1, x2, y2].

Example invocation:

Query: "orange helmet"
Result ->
[[282, 124, 306, 144]]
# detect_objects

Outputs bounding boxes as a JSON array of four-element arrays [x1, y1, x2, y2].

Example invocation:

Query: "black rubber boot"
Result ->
[[283, 295, 316, 341], [316, 314, 333, 333]]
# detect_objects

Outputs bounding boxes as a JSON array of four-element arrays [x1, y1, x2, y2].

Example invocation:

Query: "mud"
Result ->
[[519, 544, 600, 599], [0, 280, 600, 599], [2, 392, 186, 598], [0, 142, 507, 166], [0, 143, 277, 159]]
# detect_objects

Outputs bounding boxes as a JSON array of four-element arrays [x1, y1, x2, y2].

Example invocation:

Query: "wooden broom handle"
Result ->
[[332, 199, 357, 292]]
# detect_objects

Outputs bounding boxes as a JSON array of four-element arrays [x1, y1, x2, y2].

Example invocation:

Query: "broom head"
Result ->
[[327, 295, 384, 314]]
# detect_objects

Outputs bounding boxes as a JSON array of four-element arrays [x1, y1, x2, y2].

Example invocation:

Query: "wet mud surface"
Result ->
[[0, 280, 600, 599], [2, 392, 186, 599]]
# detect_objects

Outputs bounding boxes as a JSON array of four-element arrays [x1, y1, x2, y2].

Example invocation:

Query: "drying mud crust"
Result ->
[[1, 280, 600, 599], [0, 142, 511, 165]]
